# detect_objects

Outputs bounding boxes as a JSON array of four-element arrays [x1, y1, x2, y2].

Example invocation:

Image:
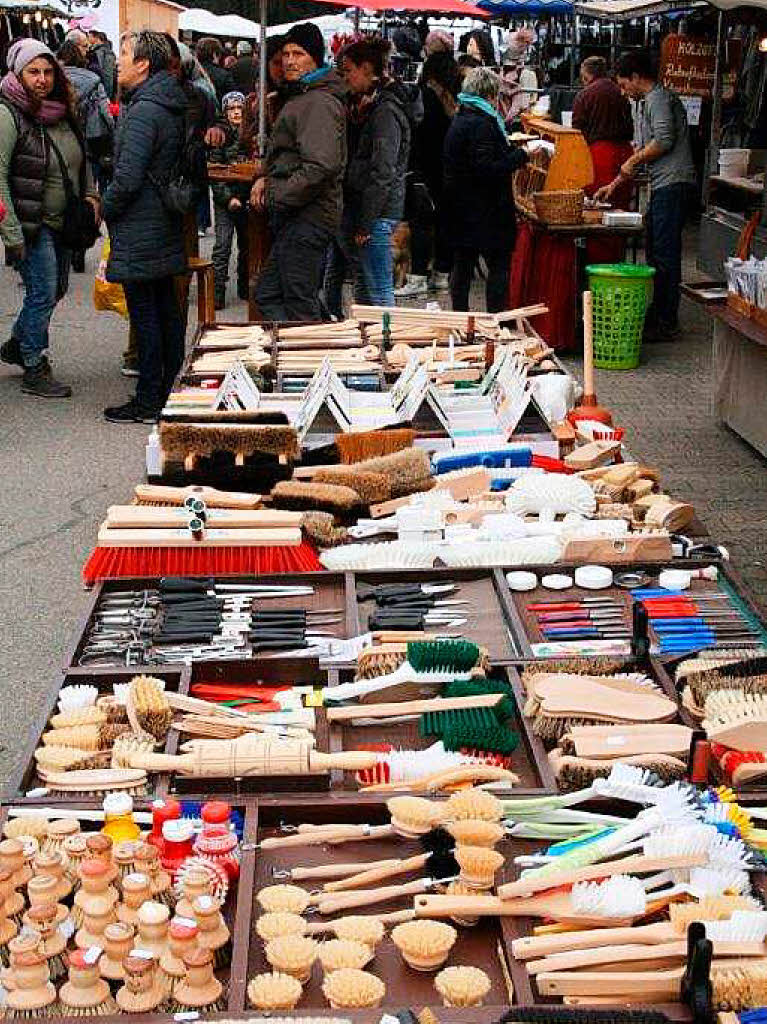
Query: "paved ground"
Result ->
[[0, 227, 765, 788]]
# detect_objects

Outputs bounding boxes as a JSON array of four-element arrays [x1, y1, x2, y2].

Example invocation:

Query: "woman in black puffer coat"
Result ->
[[443, 66, 527, 314], [102, 30, 187, 423]]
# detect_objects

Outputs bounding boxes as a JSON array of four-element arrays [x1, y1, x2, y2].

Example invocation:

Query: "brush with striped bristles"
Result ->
[[40, 723, 131, 752], [34, 747, 111, 773], [676, 652, 767, 707]]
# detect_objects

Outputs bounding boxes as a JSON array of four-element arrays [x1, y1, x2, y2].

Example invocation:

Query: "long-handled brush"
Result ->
[[82, 523, 321, 584], [567, 291, 614, 428]]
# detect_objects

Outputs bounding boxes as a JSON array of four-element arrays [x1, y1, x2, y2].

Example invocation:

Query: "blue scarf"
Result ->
[[458, 92, 509, 145], [302, 64, 331, 85]]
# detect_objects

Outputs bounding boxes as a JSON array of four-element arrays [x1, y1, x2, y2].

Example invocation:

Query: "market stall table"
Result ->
[[711, 302, 767, 458], [510, 210, 644, 351]]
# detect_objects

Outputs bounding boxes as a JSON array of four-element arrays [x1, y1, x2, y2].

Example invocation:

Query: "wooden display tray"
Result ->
[[67, 572, 351, 670], [354, 569, 522, 663], [327, 664, 555, 796], [4, 667, 186, 805], [0, 799, 248, 1020]]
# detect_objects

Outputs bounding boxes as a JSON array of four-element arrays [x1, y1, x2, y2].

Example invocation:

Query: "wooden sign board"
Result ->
[[660, 34, 741, 100]]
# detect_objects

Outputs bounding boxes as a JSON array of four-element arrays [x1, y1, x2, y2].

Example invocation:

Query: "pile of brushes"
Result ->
[[674, 651, 767, 788], [323, 638, 521, 791], [82, 484, 322, 584], [519, 660, 690, 791], [0, 803, 235, 1017], [577, 461, 695, 532], [32, 675, 381, 795], [247, 789, 506, 1013]]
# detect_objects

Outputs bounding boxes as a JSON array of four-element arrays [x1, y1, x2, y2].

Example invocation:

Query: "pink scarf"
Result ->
[[0, 72, 67, 125]]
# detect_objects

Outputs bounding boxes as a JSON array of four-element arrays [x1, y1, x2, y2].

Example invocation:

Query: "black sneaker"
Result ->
[[2, 338, 51, 372], [21, 362, 72, 398], [104, 399, 160, 423]]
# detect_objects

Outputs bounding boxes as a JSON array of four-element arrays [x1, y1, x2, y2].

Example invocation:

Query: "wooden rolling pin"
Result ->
[[122, 736, 376, 777]]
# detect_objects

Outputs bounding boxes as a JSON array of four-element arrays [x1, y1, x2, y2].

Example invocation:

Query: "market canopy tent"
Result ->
[[180, 7, 263, 35], [478, 0, 572, 14], [575, 0, 702, 18]]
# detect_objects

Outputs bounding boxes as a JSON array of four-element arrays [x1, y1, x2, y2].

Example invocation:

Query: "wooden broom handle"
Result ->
[[304, 908, 415, 935], [323, 853, 428, 893], [511, 921, 675, 961], [497, 852, 706, 900], [317, 877, 433, 915], [291, 859, 401, 882], [582, 290, 595, 399], [259, 825, 394, 850], [307, 751, 378, 772], [326, 693, 502, 723], [536, 967, 683, 999], [414, 893, 506, 918], [528, 939, 766, 976], [134, 484, 262, 509]]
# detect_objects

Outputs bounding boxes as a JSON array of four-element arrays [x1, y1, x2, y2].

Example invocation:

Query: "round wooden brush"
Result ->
[[171, 947, 225, 1012], [75, 895, 116, 952], [73, 859, 118, 929], [160, 918, 199, 995], [24, 876, 68, 930], [192, 894, 231, 967], [321, 967, 386, 1009], [4, 948, 58, 1018], [135, 901, 171, 961], [247, 971, 303, 1011], [42, 819, 80, 858], [116, 953, 169, 1014], [33, 850, 71, 901], [0, 867, 19, 958], [59, 948, 118, 1017], [133, 844, 173, 907], [117, 872, 153, 928], [391, 919, 457, 971], [25, 903, 67, 982], [99, 921, 135, 982]]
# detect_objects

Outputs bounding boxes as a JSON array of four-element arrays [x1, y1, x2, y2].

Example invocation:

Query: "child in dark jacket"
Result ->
[[210, 91, 251, 308]]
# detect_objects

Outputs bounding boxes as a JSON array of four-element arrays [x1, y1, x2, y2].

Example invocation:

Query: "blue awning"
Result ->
[[478, 0, 573, 14]]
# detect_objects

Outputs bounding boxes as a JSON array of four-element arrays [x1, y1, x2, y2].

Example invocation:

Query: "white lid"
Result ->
[[574, 565, 613, 590], [103, 792, 133, 815], [658, 568, 691, 591], [163, 819, 194, 842], [506, 571, 538, 592], [542, 574, 573, 591]]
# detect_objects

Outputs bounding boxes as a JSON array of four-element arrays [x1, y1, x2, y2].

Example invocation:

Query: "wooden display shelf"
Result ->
[[326, 664, 556, 796], [4, 667, 186, 805]]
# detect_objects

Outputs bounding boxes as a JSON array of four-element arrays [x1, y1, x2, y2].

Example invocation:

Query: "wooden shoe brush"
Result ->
[[560, 724, 693, 760], [677, 653, 767, 708], [549, 749, 688, 791], [36, 768, 148, 796], [34, 747, 111, 773], [59, 948, 118, 1017], [391, 919, 457, 971], [171, 947, 225, 1012], [248, 971, 303, 1011], [321, 967, 386, 1009], [435, 965, 491, 1007]]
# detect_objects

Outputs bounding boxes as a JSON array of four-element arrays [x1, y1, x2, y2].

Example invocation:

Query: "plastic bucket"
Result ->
[[586, 263, 656, 370]]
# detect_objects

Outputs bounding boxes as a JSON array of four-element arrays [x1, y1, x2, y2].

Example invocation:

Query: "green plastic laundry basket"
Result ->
[[586, 264, 656, 370]]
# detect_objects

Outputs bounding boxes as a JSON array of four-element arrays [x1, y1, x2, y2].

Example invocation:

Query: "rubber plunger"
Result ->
[[567, 290, 613, 427]]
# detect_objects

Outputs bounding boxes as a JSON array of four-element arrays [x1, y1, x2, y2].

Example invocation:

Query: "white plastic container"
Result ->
[[718, 148, 750, 179]]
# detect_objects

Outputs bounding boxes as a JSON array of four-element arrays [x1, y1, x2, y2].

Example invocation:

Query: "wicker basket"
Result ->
[[533, 189, 584, 225]]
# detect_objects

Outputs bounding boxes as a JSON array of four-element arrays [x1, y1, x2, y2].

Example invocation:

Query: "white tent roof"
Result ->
[[576, 0, 703, 17], [179, 7, 262, 37]]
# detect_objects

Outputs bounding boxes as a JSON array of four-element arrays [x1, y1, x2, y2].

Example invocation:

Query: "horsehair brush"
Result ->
[[116, 735, 378, 778], [347, 447, 434, 498], [82, 525, 321, 584], [159, 421, 299, 460], [336, 428, 416, 464], [270, 480, 363, 521]]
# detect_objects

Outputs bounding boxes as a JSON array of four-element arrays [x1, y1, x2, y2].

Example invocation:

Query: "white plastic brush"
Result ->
[[57, 685, 98, 713], [320, 542, 438, 571], [505, 475, 596, 516], [438, 536, 563, 568]]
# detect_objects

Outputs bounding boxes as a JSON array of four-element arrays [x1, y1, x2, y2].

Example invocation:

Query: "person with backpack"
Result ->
[[102, 30, 188, 423], [88, 30, 118, 101], [0, 38, 100, 398]]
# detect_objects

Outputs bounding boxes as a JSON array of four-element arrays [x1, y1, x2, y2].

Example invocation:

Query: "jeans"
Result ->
[[212, 203, 249, 298], [12, 225, 71, 368], [255, 218, 331, 322], [123, 276, 185, 410], [646, 182, 690, 331], [451, 247, 510, 314], [324, 218, 396, 316]]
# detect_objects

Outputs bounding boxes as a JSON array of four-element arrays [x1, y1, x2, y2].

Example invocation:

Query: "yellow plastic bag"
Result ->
[[93, 237, 127, 318]]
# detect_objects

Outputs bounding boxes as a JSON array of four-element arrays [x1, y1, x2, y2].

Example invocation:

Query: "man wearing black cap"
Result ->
[[250, 22, 346, 321]]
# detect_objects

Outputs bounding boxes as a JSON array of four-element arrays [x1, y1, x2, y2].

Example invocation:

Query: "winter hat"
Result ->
[[283, 23, 324, 68], [222, 90, 245, 111], [6, 38, 55, 76]]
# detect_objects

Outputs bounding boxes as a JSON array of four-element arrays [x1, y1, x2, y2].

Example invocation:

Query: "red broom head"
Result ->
[[82, 540, 322, 586]]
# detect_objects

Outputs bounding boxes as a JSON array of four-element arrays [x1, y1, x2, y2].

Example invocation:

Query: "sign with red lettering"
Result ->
[[660, 34, 741, 100]]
